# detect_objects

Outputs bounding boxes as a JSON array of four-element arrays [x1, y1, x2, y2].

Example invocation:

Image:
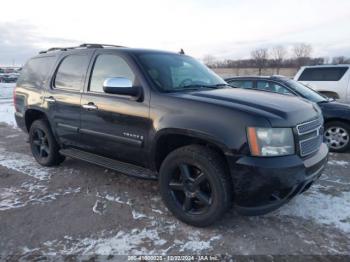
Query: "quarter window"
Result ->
[[89, 54, 135, 93], [54, 55, 90, 90], [298, 67, 348, 81], [17, 57, 56, 88]]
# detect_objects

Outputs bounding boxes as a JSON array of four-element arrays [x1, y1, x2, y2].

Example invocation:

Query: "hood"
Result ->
[[174, 88, 322, 127]]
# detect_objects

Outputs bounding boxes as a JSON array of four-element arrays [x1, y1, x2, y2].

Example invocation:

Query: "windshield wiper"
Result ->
[[208, 83, 231, 88], [166, 83, 230, 93], [181, 84, 219, 89], [182, 83, 230, 90]]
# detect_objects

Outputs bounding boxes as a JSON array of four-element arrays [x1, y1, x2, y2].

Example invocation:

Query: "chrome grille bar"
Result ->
[[297, 117, 323, 157]]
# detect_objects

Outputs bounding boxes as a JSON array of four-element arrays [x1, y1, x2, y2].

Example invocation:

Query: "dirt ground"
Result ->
[[0, 120, 349, 260]]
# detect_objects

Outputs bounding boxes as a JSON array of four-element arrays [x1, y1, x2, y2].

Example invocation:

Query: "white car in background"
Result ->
[[294, 65, 350, 103]]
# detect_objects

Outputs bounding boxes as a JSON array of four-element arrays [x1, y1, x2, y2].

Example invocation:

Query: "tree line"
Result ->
[[203, 43, 350, 75]]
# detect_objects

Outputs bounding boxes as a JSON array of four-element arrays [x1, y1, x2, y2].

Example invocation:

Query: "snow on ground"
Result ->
[[0, 83, 16, 127], [0, 147, 51, 180], [0, 147, 81, 211], [275, 187, 350, 233], [327, 159, 349, 167], [0, 83, 15, 99], [37, 228, 169, 255]]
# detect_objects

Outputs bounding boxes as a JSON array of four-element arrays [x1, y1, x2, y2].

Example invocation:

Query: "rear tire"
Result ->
[[29, 119, 65, 166], [324, 121, 350, 153], [159, 145, 233, 227]]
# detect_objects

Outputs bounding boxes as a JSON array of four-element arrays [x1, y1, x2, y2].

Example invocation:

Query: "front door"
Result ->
[[80, 51, 151, 167]]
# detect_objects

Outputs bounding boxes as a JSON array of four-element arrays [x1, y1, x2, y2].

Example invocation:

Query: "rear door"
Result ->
[[79, 50, 151, 166], [45, 50, 94, 147]]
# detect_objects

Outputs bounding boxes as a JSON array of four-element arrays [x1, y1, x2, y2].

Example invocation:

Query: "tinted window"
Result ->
[[257, 81, 291, 95], [298, 67, 348, 81], [17, 57, 56, 88], [89, 54, 135, 93], [54, 55, 90, 90], [228, 80, 253, 89]]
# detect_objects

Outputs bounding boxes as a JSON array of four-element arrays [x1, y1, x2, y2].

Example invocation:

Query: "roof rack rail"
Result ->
[[39, 43, 126, 54]]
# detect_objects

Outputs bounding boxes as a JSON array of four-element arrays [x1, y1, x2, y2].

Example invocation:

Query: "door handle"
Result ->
[[82, 102, 98, 111], [44, 96, 56, 103]]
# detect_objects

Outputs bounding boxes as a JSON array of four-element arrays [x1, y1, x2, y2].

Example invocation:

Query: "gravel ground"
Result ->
[[0, 84, 349, 260]]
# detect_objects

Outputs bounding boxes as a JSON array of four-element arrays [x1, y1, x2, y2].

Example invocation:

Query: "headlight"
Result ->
[[247, 127, 295, 156]]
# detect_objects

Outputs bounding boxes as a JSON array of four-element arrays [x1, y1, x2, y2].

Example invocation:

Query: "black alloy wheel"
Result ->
[[31, 128, 50, 159], [159, 145, 232, 227], [29, 119, 65, 166], [169, 163, 212, 215]]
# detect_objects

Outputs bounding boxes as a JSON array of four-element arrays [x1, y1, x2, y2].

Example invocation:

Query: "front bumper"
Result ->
[[228, 143, 328, 216]]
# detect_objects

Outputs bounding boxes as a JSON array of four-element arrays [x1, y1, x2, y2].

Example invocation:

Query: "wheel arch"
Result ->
[[24, 108, 49, 132], [324, 118, 350, 126], [151, 128, 232, 172]]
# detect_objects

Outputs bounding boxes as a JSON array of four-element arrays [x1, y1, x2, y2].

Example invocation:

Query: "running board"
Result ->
[[59, 148, 157, 180]]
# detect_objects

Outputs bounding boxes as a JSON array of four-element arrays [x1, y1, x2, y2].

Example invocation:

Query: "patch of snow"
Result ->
[[179, 231, 222, 252], [5, 134, 20, 138], [327, 160, 349, 167], [0, 83, 15, 99], [38, 228, 168, 255], [152, 208, 164, 214], [132, 210, 147, 220], [0, 187, 24, 210], [0, 181, 81, 211], [0, 100, 16, 127], [92, 200, 106, 215], [276, 188, 350, 233], [99, 192, 132, 206], [0, 147, 51, 180]]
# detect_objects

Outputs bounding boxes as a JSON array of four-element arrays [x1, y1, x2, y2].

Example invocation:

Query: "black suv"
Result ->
[[14, 44, 328, 226], [226, 76, 350, 152]]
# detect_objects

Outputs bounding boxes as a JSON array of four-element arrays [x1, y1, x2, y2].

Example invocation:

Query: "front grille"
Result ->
[[297, 117, 323, 157], [297, 117, 323, 135]]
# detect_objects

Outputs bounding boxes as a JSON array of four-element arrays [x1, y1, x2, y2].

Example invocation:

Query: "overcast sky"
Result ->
[[1, 0, 350, 66]]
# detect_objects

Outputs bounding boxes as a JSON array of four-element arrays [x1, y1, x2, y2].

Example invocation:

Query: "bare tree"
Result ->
[[251, 48, 269, 75], [202, 54, 216, 67], [272, 45, 287, 74], [332, 56, 350, 64], [323, 56, 331, 65], [293, 43, 312, 67]]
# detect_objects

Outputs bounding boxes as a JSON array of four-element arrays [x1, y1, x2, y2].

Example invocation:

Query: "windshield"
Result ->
[[137, 53, 227, 92], [285, 79, 327, 103]]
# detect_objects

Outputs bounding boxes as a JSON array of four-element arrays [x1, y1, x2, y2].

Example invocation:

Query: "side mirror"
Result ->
[[103, 77, 139, 96]]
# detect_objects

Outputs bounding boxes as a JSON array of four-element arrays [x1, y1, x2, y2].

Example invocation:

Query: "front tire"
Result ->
[[324, 121, 350, 153], [29, 119, 65, 166], [159, 145, 233, 227]]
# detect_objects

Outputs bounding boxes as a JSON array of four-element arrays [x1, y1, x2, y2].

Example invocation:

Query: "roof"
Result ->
[[38, 43, 181, 56], [300, 64, 350, 68]]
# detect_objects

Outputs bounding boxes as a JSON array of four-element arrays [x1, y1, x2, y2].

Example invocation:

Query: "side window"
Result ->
[[298, 67, 348, 81], [257, 81, 291, 95], [89, 54, 135, 93], [17, 57, 56, 88], [228, 80, 253, 89], [54, 55, 90, 90]]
